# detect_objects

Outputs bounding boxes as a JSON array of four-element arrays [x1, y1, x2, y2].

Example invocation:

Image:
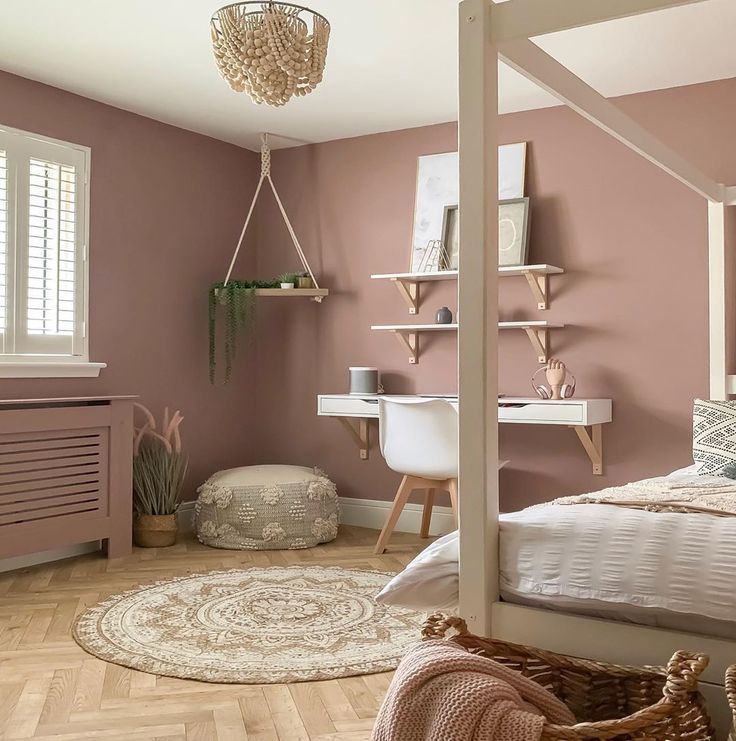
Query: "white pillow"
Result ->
[[692, 399, 736, 476], [376, 530, 459, 611]]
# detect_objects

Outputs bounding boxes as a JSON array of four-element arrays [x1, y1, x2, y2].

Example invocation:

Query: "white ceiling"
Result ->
[[0, 1, 734, 150]]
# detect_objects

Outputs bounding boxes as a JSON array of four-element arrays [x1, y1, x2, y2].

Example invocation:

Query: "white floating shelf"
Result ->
[[499, 320, 564, 329], [371, 321, 564, 363], [371, 270, 458, 282], [371, 323, 458, 331], [498, 264, 564, 277], [371, 264, 563, 312]]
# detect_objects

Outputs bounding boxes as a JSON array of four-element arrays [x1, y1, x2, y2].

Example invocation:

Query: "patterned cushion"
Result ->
[[195, 464, 339, 550], [692, 399, 736, 476]]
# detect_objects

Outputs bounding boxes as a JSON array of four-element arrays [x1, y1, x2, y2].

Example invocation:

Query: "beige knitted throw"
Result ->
[[547, 473, 736, 517], [371, 641, 575, 741]]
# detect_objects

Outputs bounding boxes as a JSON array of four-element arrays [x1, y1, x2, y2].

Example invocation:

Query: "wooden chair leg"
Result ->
[[420, 488, 435, 538], [374, 476, 414, 554], [448, 478, 459, 527]]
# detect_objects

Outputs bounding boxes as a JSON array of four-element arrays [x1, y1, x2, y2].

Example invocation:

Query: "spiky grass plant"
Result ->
[[133, 405, 188, 516], [277, 272, 300, 285]]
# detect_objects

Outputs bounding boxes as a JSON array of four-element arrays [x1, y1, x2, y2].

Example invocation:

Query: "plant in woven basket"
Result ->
[[295, 271, 314, 288], [132, 404, 188, 548]]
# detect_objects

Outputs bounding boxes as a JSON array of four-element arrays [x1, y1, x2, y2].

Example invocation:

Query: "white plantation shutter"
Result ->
[[0, 126, 88, 360], [26, 159, 77, 337]]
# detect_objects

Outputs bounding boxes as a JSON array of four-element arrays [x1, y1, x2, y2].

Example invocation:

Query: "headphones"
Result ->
[[531, 358, 576, 400]]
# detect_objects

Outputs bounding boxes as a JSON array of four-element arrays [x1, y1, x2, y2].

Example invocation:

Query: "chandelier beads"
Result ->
[[211, 2, 330, 107]]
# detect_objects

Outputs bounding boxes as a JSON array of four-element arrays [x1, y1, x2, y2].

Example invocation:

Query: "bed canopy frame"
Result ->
[[457, 0, 734, 729]]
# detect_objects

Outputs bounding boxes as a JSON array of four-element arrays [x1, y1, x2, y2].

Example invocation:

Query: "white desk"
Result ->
[[317, 394, 612, 474]]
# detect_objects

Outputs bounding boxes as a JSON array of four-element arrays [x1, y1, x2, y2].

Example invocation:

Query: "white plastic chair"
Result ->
[[374, 398, 458, 554]]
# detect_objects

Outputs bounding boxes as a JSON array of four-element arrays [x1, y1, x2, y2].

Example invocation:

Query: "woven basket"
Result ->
[[422, 614, 714, 740], [726, 665, 736, 740]]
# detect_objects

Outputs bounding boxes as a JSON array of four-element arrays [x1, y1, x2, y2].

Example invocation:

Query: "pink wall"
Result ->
[[2, 70, 735, 513], [251, 78, 736, 511], [0, 71, 261, 496]]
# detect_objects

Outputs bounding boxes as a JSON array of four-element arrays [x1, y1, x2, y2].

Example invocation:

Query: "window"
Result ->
[[0, 125, 101, 377]]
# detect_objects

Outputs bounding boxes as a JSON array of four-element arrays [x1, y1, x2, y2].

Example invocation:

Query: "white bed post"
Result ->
[[708, 200, 727, 400], [457, 0, 500, 635]]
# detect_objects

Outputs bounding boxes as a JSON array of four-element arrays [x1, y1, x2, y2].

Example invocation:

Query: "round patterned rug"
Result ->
[[72, 566, 424, 683]]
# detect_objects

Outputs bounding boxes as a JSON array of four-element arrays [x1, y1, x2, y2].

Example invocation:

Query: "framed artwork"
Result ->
[[409, 143, 526, 271], [498, 197, 531, 266]]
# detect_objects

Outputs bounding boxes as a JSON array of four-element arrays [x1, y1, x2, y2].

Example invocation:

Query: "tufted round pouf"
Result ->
[[195, 465, 339, 550]]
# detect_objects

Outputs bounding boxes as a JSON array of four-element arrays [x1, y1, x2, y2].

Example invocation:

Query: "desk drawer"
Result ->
[[499, 402, 584, 424], [319, 396, 380, 418]]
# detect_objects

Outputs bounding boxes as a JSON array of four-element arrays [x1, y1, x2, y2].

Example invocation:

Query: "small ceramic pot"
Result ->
[[296, 276, 314, 289], [280, 282, 295, 289], [133, 513, 177, 548], [436, 306, 453, 324]]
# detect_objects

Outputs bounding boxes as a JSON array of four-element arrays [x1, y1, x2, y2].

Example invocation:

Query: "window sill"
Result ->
[[0, 362, 106, 378]]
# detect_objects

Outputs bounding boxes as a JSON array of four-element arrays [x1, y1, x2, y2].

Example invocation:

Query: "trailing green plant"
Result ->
[[132, 405, 188, 516], [208, 279, 277, 384]]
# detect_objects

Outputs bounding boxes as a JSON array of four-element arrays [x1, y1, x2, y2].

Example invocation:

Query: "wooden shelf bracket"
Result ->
[[523, 270, 549, 310], [523, 326, 550, 363], [337, 418, 371, 460], [392, 278, 419, 314], [571, 424, 604, 475], [393, 330, 419, 363]]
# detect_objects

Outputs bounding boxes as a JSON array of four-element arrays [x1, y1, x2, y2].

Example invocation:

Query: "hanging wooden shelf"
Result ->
[[371, 320, 564, 364], [370, 264, 563, 313], [252, 288, 329, 302]]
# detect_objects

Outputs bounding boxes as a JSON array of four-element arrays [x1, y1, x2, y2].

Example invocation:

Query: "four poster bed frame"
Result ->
[[456, 0, 735, 730]]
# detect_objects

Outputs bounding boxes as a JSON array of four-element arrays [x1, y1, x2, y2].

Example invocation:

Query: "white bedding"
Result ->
[[376, 466, 736, 638]]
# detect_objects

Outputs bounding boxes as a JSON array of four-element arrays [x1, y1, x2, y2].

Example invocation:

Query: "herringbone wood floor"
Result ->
[[0, 526, 429, 741]]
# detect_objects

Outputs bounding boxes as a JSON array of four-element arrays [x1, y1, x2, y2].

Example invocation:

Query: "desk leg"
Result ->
[[572, 424, 603, 475], [337, 418, 371, 460]]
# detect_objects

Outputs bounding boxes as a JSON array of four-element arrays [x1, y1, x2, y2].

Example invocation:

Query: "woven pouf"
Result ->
[[195, 465, 339, 550]]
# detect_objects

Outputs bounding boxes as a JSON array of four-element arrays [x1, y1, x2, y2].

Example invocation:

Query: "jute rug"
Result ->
[[73, 565, 424, 683]]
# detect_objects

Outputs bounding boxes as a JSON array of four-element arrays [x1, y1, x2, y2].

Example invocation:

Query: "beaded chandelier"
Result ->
[[210, 2, 330, 107]]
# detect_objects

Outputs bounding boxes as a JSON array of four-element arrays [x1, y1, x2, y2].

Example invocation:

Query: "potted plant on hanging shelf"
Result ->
[[278, 272, 300, 289], [132, 404, 188, 548], [296, 271, 314, 289]]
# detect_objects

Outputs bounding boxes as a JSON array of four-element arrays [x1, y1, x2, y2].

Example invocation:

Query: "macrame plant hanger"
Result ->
[[222, 132, 324, 301]]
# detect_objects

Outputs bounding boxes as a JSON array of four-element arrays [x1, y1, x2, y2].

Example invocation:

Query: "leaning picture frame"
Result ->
[[498, 197, 531, 266]]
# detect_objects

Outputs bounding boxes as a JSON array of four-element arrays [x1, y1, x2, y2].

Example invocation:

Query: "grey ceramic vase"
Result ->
[[436, 306, 453, 324]]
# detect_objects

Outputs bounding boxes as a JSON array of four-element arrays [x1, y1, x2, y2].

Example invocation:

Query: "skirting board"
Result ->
[[337, 497, 455, 536], [178, 497, 456, 537], [0, 541, 101, 573], [1, 498, 451, 571]]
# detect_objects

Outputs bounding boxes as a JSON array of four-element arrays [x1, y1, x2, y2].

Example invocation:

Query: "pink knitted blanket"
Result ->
[[372, 641, 576, 741]]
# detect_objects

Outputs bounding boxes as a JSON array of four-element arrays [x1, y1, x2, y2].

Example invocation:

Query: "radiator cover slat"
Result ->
[[0, 427, 108, 528]]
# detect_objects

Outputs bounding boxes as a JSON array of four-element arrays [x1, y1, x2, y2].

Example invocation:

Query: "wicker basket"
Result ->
[[726, 665, 736, 740], [422, 614, 714, 740]]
